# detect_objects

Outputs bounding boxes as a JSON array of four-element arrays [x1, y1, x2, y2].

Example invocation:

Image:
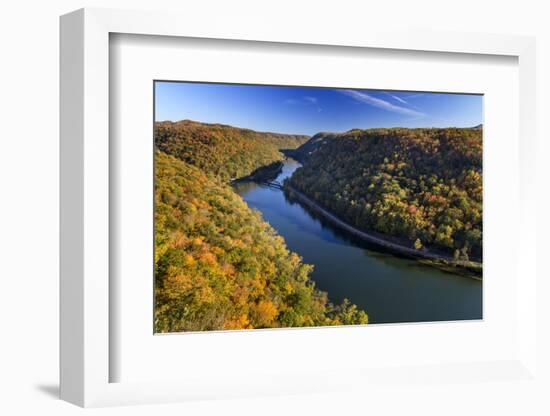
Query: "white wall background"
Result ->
[[0, 0, 548, 414]]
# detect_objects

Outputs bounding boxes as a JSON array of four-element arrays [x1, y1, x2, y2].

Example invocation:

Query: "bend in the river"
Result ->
[[233, 158, 482, 324]]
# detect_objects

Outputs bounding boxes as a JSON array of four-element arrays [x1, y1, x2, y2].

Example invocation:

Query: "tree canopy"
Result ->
[[155, 120, 309, 181], [288, 128, 482, 261], [154, 121, 368, 332]]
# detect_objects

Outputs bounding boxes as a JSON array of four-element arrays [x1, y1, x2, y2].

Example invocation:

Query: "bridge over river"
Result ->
[[260, 180, 283, 189]]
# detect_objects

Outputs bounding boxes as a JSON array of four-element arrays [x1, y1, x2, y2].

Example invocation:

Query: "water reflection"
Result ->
[[234, 159, 482, 324]]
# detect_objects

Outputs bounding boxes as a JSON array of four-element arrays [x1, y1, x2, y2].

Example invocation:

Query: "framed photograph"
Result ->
[[60, 8, 537, 407], [152, 80, 483, 333]]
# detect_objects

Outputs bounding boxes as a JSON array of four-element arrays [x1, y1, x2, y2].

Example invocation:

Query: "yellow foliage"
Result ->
[[223, 314, 251, 330], [169, 230, 186, 248], [154, 146, 368, 333], [198, 251, 217, 265], [250, 300, 278, 327]]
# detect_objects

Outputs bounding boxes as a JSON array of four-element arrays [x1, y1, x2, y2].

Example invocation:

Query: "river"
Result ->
[[233, 159, 482, 324]]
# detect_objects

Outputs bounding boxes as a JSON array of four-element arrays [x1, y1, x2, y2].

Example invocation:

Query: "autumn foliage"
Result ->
[[288, 128, 483, 261], [154, 121, 368, 332], [155, 120, 309, 181]]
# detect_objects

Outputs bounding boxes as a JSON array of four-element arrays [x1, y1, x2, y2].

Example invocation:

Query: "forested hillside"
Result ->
[[155, 120, 309, 181], [288, 128, 482, 262], [283, 131, 338, 162], [155, 151, 368, 332]]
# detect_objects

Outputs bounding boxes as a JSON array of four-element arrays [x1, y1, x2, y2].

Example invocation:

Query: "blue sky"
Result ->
[[155, 81, 482, 136]]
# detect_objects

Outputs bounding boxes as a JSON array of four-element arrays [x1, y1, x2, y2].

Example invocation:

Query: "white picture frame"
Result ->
[[60, 7, 537, 407]]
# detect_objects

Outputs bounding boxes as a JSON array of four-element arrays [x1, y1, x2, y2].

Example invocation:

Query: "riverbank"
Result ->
[[284, 184, 482, 279], [230, 160, 283, 184], [236, 159, 482, 323]]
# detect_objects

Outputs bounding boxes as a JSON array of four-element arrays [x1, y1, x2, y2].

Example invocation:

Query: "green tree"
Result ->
[[289, 127, 482, 261]]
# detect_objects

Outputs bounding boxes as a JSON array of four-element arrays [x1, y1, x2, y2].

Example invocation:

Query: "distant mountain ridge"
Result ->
[[288, 126, 483, 163], [157, 119, 309, 138], [282, 131, 338, 162], [155, 119, 309, 181]]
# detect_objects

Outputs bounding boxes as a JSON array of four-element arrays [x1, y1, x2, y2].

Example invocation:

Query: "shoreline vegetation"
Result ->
[[287, 128, 483, 273], [154, 119, 483, 332], [154, 120, 368, 333], [283, 183, 482, 278], [231, 160, 284, 184], [232, 160, 482, 278]]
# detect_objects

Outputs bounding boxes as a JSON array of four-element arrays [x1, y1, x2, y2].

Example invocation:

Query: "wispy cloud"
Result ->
[[385, 92, 425, 110], [384, 92, 408, 104], [340, 89, 425, 118]]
